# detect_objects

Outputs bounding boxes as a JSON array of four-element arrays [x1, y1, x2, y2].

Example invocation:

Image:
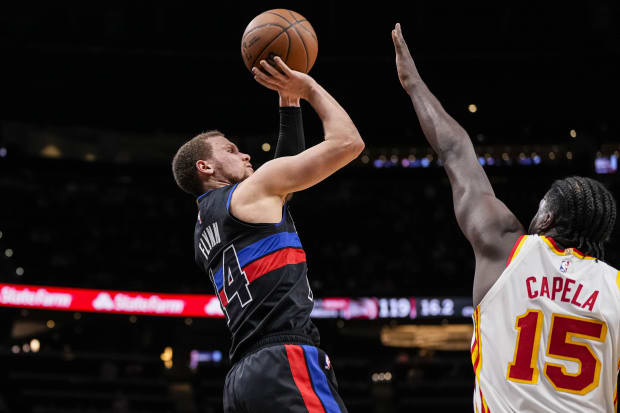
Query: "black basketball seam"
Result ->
[[244, 20, 308, 38], [250, 30, 288, 70], [288, 10, 318, 46], [266, 11, 293, 24], [244, 19, 307, 38], [284, 30, 291, 62], [287, 10, 317, 40], [242, 22, 286, 39], [248, 20, 309, 70], [297, 22, 318, 41], [287, 10, 298, 22], [289, 24, 309, 73]]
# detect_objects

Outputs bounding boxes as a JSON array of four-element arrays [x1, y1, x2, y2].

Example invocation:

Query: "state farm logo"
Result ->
[[204, 297, 224, 316], [92, 292, 115, 311], [92, 292, 185, 315]]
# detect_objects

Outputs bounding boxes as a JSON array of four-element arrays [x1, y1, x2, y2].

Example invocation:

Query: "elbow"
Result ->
[[343, 138, 365, 161], [438, 138, 467, 164], [329, 130, 364, 157], [434, 125, 470, 157], [351, 135, 365, 156], [345, 132, 365, 157]]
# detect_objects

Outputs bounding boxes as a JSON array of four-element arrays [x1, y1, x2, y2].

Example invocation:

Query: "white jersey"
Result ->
[[472, 235, 620, 413]]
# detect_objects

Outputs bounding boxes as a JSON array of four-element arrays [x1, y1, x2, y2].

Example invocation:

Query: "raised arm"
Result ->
[[392, 23, 524, 304], [229, 57, 363, 224], [246, 57, 364, 196]]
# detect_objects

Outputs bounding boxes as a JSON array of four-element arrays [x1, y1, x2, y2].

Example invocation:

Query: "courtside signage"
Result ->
[[0, 283, 222, 318]]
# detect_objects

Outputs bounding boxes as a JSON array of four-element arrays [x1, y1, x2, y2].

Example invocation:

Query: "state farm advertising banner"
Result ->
[[0, 283, 225, 318]]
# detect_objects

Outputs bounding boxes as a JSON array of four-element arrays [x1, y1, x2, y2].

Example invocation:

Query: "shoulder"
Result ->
[[504, 234, 535, 266], [229, 179, 287, 225], [475, 223, 525, 265], [597, 259, 620, 291], [460, 194, 525, 260], [230, 171, 287, 210]]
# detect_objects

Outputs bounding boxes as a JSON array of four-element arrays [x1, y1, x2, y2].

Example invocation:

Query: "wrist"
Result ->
[[406, 78, 424, 96], [302, 79, 320, 101], [279, 95, 300, 107]]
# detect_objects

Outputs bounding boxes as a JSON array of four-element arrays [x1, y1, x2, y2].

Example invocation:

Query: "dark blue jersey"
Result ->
[[194, 184, 320, 362]]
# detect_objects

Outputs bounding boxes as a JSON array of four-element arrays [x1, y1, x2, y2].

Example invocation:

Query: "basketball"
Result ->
[[241, 9, 318, 74]]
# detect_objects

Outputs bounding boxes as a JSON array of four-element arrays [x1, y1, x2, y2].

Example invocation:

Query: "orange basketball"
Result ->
[[241, 9, 318, 74]]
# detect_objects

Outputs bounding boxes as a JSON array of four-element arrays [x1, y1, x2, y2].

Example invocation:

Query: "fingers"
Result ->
[[392, 23, 403, 51], [392, 29, 399, 49], [254, 75, 279, 91], [392, 22, 412, 57], [251, 56, 296, 93], [252, 67, 280, 91], [273, 56, 293, 76], [259, 59, 282, 78]]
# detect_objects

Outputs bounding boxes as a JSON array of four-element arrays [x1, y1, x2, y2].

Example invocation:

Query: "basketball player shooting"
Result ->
[[392, 23, 619, 412], [172, 57, 361, 412]]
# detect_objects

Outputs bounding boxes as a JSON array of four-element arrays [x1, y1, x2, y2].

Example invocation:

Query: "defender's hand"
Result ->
[[392, 23, 422, 94], [252, 57, 315, 101]]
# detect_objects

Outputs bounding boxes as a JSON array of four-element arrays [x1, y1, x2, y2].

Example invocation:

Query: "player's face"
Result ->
[[209, 136, 254, 184]]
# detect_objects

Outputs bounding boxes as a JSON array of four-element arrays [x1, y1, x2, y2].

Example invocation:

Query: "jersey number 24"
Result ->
[[210, 245, 252, 324]]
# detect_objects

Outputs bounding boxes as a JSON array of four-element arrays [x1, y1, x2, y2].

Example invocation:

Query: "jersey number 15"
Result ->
[[506, 310, 607, 395]]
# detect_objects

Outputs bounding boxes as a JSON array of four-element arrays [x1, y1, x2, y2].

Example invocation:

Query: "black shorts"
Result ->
[[223, 344, 348, 413]]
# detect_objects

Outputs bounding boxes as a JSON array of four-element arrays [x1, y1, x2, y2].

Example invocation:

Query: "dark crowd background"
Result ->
[[1, 2, 619, 412]]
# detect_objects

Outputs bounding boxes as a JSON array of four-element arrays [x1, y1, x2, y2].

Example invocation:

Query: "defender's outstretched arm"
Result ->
[[392, 23, 524, 302]]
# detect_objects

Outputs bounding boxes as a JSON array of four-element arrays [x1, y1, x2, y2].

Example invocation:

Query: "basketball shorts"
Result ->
[[223, 344, 348, 413]]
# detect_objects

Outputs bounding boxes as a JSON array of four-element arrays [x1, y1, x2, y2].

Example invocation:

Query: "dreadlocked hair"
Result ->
[[546, 176, 617, 260], [171, 130, 222, 196]]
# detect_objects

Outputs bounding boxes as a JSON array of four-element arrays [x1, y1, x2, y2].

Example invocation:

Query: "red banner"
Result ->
[[0, 283, 473, 319], [0, 283, 225, 318]]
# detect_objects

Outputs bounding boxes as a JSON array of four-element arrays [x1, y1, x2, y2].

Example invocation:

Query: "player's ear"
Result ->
[[539, 210, 554, 232], [196, 159, 215, 179]]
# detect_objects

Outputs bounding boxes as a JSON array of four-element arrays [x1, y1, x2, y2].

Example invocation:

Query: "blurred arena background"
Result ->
[[1, 2, 619, 412]]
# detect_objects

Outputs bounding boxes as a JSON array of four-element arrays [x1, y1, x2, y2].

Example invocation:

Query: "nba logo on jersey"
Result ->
[[559, 259, 570, 273], [325, 354, 331, 370]]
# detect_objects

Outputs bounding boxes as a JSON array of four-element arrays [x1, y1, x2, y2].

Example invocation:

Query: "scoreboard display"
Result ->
[[310, 297, 473, 320]]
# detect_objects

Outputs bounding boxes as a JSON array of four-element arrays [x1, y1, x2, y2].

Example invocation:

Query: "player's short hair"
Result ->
[[172, 130, 223, 196], [546, 176, 617, 259]]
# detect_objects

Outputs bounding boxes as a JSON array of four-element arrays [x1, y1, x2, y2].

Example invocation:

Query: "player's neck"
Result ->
[[204, 178, 235, 191], [539, 229, 568, 249]]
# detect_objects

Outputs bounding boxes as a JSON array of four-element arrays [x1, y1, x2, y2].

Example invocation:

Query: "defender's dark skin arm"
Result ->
[[392, 23, 525, 306]]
